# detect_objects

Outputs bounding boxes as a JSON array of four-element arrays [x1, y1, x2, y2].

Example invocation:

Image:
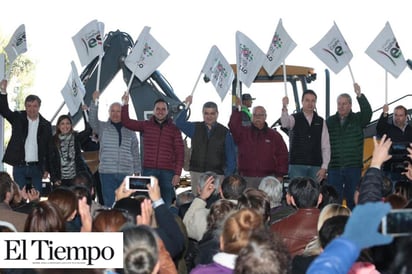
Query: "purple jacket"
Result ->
[[190, 252, 236, 274]]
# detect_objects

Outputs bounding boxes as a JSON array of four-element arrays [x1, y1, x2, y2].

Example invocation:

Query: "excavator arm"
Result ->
[[53, 29, 184, 126]]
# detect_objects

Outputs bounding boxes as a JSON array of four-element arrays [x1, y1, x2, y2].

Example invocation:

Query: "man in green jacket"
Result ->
[[326, 83, 372, 209]]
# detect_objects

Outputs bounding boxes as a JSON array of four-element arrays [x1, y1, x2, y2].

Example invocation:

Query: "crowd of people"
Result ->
[[1, 76, 412, 274]]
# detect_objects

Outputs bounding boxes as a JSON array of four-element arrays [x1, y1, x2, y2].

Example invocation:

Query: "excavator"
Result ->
[[51, 29, 407, 183]]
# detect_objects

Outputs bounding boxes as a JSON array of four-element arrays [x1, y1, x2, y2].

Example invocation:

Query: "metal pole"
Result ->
[[50, 102, 65, 124]]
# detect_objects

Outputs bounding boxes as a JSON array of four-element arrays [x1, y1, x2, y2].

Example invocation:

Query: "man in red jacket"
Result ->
[[121, 93, 184, 207], [229, 97, 288, 188]]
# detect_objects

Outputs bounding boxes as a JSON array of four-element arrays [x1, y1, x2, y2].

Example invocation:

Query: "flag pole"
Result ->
[[282, 61, 288, 97], [190, 71, 202, 97], [236, 77, 241, 111], [347, 63, 355, 84], [94, 55, 103, 106], [385, 70, 388, 104], [82, 100, 89, 122], [127, 70, 136, 93], [96, 55, 102, 91]]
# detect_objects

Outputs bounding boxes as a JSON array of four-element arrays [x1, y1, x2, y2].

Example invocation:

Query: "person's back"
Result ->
[[258, 176, 296, 224], [195, 199, 236, 267], [235, 228, 291, 274], [183, 174, 247, 242], [0, 171, 28, 232], [191, 208, 264, 274], [24, 200, 65, 232], [270, 177, 321, 256]]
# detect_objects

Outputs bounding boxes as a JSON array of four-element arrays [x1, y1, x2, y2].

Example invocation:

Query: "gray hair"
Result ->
[[337, 93, 352, 104], [199, 171, 220, 194], [258, 176, 282, 208]]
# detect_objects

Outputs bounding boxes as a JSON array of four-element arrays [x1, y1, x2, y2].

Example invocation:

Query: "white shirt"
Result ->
[[25, 117, 39, 162]]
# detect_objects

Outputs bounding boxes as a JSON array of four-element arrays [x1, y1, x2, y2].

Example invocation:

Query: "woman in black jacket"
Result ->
[[49, 114, 91, 187]]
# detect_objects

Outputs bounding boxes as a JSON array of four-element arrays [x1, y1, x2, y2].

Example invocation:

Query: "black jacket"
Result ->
[[0, 94, 52, 172], [48, 130, 91, 183]]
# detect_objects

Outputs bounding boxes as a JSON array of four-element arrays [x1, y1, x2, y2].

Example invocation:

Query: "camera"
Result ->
[[381, 209, 412, 236], [125, 176, 154, 192], [389, 142, 411, 173]]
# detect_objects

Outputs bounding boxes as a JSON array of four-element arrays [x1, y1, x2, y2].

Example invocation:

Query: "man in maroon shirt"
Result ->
[[229, 97, 288, 188]]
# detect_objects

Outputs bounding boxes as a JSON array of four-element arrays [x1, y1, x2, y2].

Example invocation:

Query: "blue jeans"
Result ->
[[289, 165, 321, 182], [13, 165, 43, 193], [142, 168, 175, 208], [100, 173, 128, 207], [327, 167, 361, 210]]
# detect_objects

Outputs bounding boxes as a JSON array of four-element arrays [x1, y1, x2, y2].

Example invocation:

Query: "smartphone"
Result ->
[[381, 209, 412, 237], [125, 176, 154, 192], [25, 183, 33, 193]]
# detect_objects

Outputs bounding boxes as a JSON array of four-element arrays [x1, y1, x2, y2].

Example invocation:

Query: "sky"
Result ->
[[2, 0, 412, 130]]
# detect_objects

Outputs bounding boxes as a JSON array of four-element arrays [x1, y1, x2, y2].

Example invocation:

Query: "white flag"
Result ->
[[0, 54, 5, 80], [4, 24, 27, 65], [72, 20, 105, 67], [61, 61, 86, 116], [125, 26, 169, 82], [236, 31, 266, 88], [310, 22, 353, 74], [365, 22, 406, 78], [201, 45, 234, 101], [264, 19, 297, 76]]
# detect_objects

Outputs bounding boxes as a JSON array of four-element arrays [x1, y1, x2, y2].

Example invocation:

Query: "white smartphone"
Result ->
[[381, 208, 412, 237], [125, 176, 154, 192]]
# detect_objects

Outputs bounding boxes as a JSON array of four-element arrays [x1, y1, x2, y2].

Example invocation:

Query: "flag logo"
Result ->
[[376, 41, 402, 66], [263, 19, 297, 76], [14, 32, 26, 48], [267, 34, 282, 61], [365, 22, 406, 78], [322, 39, 348, 63], [310, 22, 353, 74], [239, 44, 254, 74], [208, 59, 230, 89], [201, 45, 234, 101], [79, 29, 102, 57], [71, 78, 78, 97]]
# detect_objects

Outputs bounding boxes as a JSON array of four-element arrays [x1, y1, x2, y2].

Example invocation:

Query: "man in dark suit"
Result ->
[[0, 79, 52, 193]]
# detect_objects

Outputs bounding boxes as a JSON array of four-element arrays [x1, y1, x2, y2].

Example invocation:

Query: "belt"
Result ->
[[24, 161, 38, 166]]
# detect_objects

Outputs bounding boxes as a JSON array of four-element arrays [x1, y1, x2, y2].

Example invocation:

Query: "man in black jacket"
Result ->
[[376, 104, 412, 185], [0, 79, 52, 193]]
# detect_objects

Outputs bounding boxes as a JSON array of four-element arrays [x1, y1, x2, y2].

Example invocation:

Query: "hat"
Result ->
[[242, 93, 255, 101]]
